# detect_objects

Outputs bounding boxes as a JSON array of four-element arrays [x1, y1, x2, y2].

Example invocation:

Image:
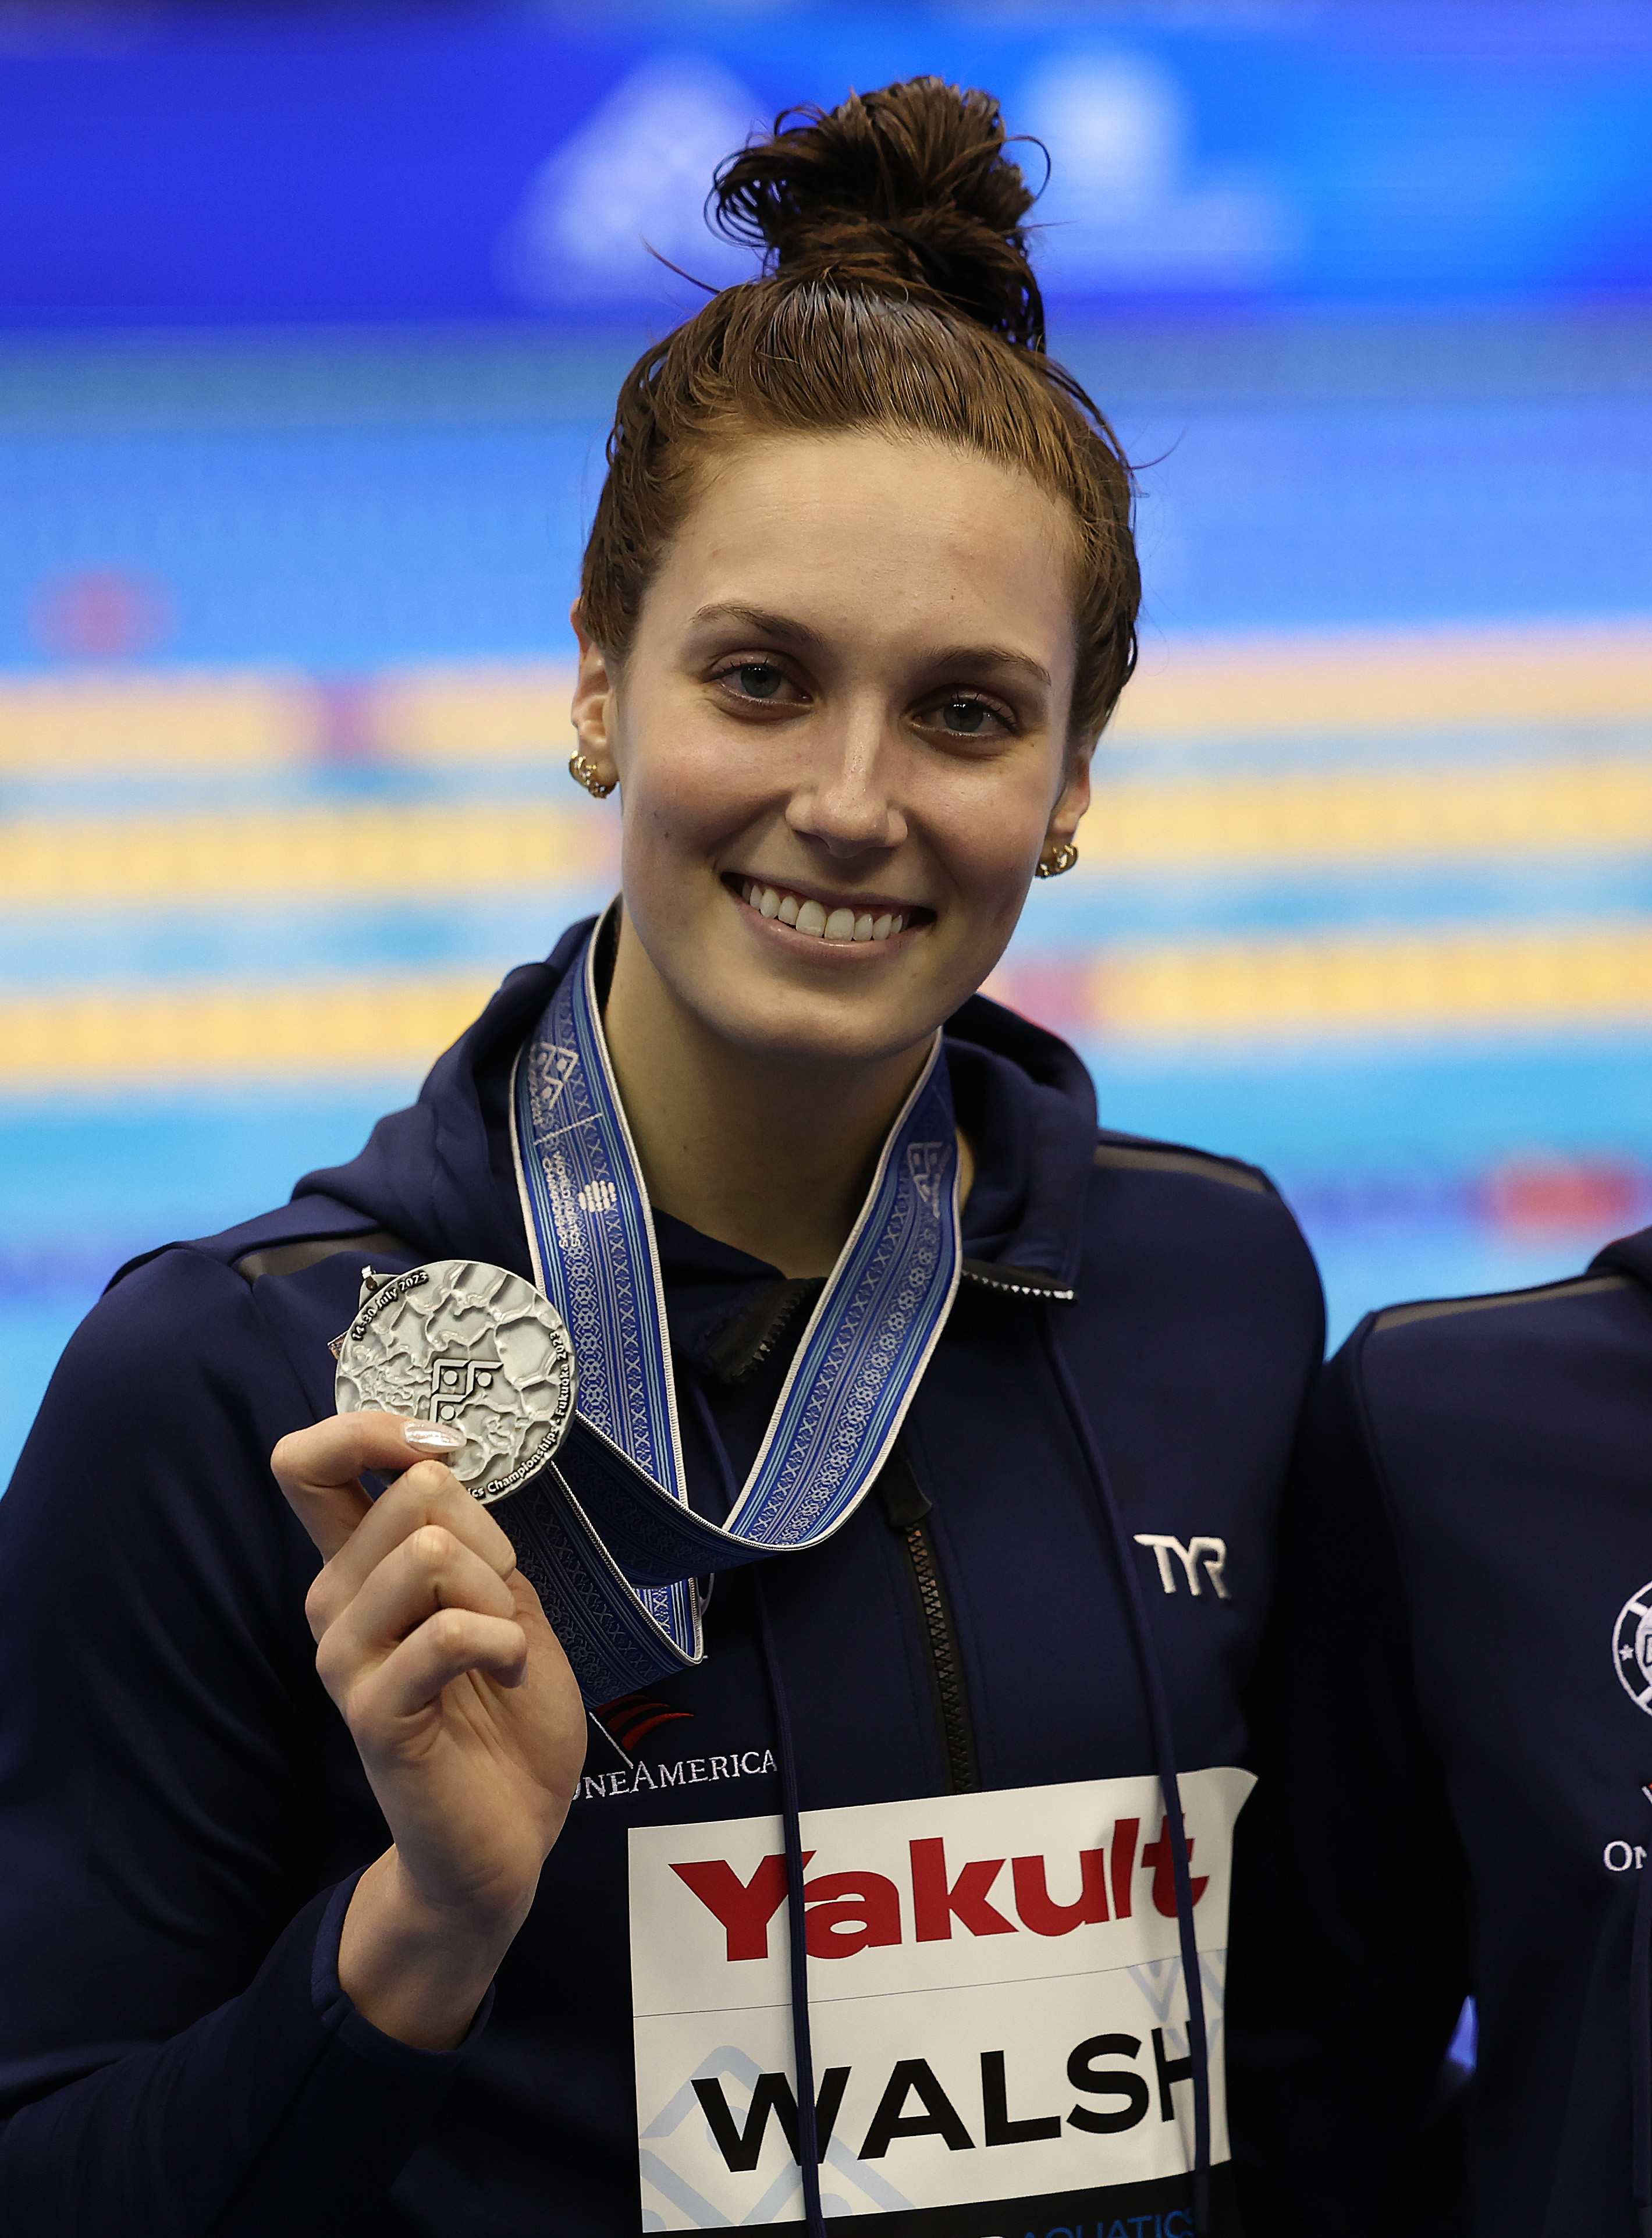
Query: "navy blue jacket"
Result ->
[[0, 928, 1322, 2235], [1230, 1230, 1652, 2238]]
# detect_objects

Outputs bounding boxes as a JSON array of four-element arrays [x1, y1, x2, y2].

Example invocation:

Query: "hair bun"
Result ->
[[713, 78, 1045, 351]]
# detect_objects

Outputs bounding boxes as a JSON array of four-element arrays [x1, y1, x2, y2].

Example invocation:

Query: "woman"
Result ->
[[1228, 1223, 1652, 2238], [0, 81, 1321, 2236]]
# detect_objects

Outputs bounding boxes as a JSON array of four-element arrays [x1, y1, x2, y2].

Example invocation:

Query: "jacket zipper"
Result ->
[[901, 1518, 980, 1794], [878, 1451, 980, 1795]]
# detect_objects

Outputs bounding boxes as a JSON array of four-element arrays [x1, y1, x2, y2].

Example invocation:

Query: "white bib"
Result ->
[[630, 1768, 1255, 2231]]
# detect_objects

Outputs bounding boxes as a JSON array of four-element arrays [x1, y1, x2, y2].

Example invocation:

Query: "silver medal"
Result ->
[[332, 1258, 577, 1504]]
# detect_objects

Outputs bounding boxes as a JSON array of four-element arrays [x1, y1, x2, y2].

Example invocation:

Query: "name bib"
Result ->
[[630, 1768, 1254, 2232]]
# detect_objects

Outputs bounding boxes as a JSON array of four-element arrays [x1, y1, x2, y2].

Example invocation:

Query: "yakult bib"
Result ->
[[630, 1768, 1253, 2232]]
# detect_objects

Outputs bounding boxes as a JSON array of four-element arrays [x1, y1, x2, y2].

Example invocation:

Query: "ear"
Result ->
[[569, 601, 620, 784], [1043, 743, 1093, 851]]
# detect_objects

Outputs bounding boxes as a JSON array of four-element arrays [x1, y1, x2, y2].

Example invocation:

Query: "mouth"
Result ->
[[726, 875, 931, 946]]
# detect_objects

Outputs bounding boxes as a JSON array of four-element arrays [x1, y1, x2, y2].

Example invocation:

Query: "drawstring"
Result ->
[[755, 1577, 829, 2238], [1042, 1309, 1213, 2236], [1633, 1842, 1652, 2236], [688, 1377, 829, 2238]]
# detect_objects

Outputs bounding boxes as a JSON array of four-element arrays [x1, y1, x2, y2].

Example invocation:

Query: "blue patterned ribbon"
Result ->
[[505, 913, 961, 1703]]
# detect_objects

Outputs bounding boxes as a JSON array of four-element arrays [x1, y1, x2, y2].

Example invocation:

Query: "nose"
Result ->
[[786, 710, 908, 860]]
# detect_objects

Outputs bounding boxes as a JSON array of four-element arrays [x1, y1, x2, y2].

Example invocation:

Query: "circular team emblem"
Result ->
[[1612, 1581, 1652, 1714], [333, 1257, 577, 1505]]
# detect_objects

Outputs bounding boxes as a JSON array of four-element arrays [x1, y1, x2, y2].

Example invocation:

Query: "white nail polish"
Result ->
[[401, 1419, 466, 1451]]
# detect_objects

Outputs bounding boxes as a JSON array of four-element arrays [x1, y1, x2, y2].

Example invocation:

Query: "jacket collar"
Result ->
[[294, 921, 1100, 1300]]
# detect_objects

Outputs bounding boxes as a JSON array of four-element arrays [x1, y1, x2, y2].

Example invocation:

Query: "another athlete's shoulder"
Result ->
[[1340, 1245, 1652, 1443], [1365, 1265, 1637, 1341]]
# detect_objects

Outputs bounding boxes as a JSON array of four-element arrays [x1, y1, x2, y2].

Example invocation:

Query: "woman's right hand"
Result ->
[[272, 1411, 588, 2048]]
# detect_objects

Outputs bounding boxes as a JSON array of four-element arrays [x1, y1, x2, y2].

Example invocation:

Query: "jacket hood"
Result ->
[[293, 919, 1102, 1291]]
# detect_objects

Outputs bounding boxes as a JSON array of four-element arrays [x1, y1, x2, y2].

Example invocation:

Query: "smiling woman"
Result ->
[[0, 79, 1324, 2238], [587, 428, 1091, 1275]]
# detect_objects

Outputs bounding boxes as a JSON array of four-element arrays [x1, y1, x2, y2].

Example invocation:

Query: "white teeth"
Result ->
[[739, 882, 913, 943]]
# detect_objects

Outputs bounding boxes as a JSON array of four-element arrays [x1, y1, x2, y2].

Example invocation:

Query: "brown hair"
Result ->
[[578, 77, 1139, 747]]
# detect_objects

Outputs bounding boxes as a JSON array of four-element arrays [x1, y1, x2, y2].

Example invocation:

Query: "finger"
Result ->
[[316, 1525, 518, 1682], [348, 1608, 529, 1728], [317, 1461, 520, 1619], [272, 1411, 467, 1561]]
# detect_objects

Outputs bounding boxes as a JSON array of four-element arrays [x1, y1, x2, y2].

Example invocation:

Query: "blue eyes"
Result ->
[[713, 663, 1010, 737], [940, 697, 989, 735]]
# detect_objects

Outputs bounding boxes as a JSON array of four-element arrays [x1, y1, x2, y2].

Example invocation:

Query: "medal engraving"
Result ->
[[333, 1258, 577, 1504]]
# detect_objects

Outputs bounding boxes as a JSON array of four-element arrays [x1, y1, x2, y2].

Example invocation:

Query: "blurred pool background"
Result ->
[[2, 2, 1651, 1479]]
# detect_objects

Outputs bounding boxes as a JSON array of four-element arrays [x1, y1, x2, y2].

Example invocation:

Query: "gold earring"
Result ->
[[1036, 840, 1078, 879], [568, 752, 616, 800]]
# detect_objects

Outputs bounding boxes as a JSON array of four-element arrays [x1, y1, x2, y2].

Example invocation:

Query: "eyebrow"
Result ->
[[928, 643, 1054, 694], [685, 603, 1053, 693], [687, 602, 826, 649]]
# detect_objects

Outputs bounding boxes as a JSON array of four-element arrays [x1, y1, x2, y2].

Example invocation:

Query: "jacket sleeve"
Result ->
[[0, 1249, 471, 2235], [1226, 1327, 1469, 2236]]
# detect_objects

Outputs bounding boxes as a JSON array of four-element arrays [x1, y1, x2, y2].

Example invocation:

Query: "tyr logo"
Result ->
[[1133, 1534, 1230, 1600]]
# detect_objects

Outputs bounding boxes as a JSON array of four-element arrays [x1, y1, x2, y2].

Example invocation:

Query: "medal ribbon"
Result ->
[[506, 915, 962, 1703]]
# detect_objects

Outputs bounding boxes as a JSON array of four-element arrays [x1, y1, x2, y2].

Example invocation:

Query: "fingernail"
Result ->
[[400, 1419, 466, 1452]]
